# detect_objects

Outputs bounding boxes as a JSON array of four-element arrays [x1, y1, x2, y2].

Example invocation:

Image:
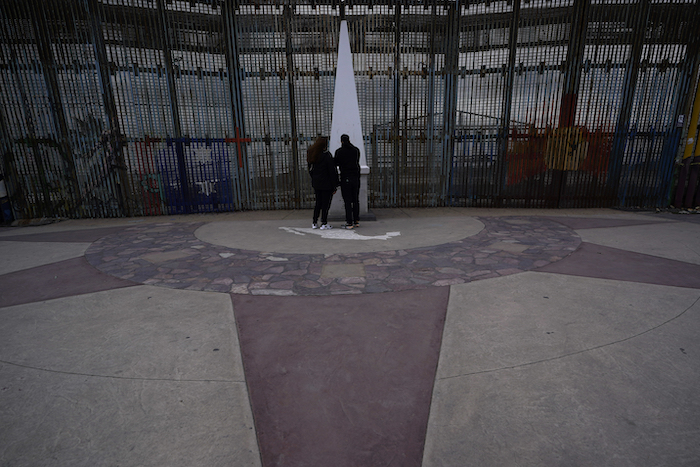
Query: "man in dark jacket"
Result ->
[[334, 134, 361, 229], [308, 136, 339, 229]]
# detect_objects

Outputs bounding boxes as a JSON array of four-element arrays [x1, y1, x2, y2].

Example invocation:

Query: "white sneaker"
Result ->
[[312, 223, 318, 229], [320, 224, 332, 230]]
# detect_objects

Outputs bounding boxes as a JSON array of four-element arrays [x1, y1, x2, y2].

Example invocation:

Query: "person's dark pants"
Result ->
[[313, 189, 334, 225], [340, 176, 360, 225]]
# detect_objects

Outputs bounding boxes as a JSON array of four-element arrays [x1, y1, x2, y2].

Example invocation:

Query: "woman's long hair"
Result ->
[[307, 136, 328, 164]]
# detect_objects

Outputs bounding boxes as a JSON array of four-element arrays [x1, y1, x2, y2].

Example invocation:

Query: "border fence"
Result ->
[[1, 0, 699, 219]]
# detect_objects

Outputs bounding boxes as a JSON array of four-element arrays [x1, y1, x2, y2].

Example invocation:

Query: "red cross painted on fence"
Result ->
[[225, 127, 251, 168]]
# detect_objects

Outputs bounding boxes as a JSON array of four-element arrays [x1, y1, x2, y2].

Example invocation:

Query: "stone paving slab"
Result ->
[[0, 286, 246, 381], [436, 272, 700, 378], [0, 285, 260, 467], [0, 365, 259, 467], [0, 240, 90, 275], [425, 273, 700, 466], [86, 217, 581, 296]]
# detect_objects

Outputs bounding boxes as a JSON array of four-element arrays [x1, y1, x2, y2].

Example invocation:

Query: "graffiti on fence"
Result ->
[[507, 126, 613, 187]]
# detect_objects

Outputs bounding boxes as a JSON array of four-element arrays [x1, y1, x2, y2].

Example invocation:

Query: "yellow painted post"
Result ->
[[675, 78, 700, 207], [690, 80, 700, 206]]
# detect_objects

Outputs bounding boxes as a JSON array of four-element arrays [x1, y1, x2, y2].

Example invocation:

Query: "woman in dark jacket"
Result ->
[[307, 136, 339, 229]]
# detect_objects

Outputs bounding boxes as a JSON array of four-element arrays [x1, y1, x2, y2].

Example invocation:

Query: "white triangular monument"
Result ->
[[328, 19, 370, 220]]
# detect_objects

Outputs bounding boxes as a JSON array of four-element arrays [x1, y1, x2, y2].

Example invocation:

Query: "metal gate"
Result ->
[[1, 0, 699, 219]]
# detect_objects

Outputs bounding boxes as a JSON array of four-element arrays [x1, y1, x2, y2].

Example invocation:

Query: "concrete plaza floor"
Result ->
[[1, 207, 699, 466]]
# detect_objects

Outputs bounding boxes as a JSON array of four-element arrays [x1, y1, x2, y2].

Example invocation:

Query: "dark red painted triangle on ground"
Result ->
[[231, 287, 449, 467], [0, 226, 126, 243], [545, 216, 667, 230], [537, 242, 700, 289], [0, 257, 136, 308]]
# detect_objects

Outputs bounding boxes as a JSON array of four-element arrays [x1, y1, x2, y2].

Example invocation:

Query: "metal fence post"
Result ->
[[222, 1, 250, 210], [392, 1, 401, 206], [442, 0, 460, 206], [551, 0, 589, 207], [30, 4, 82, 216], [84, 0, 132, 216], [156, 0, 191, 213], [283, 3, 301, 207], [607, 0, 650, 201], [672, 5, 700, 208], [495, 0, 521, 206]]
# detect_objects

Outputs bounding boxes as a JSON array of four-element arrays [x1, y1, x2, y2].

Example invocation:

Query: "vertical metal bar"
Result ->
[[222, 1, 250, 210], [441, 1, 460, 205], [0, 82, 18, 220], [0, 5, 17, 219], [5, 35, 47, 219], [607, 0, 650, 204], [560, 0, 589, 128], [553, 0, 589, 207], [156, 0, 190, 213], [0, 3, 42, 218], [495, 0, 520, 206], [13, 2, 51, 218], [30, 3, 82, 216], [84, 0, 131, 216], [392, 1, 401, 206], [425, 1, 437, 206], [283, 3, 301, 207]]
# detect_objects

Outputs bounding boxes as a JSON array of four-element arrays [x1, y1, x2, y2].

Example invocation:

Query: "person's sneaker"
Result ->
[[353, 222, 360, 228], [342, 224, 354, 230], [312, 223, 318, 229], [320, 224, 332, 230]]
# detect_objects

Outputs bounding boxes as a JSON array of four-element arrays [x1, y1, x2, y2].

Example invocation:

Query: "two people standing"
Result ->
[[307, 134, 361, 230]]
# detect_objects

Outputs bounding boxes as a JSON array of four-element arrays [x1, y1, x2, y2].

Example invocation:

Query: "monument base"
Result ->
[[327, 210, 377, 222], [328, 172, 374, 222]]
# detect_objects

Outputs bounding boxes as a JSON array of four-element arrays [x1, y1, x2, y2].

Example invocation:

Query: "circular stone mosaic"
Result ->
[[85, 217, 581, 296]]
